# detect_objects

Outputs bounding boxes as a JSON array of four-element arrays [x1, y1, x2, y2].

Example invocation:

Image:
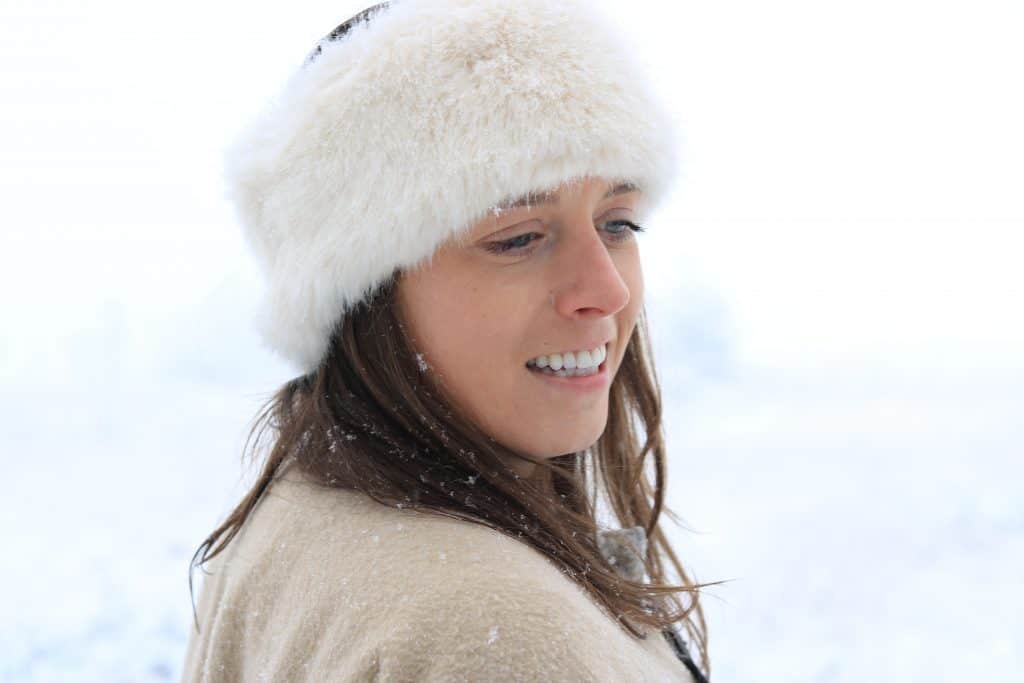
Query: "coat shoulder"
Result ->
[[256, 473, 617, 680], [184, 468, 696, 682], [256, 468, 588, 613]]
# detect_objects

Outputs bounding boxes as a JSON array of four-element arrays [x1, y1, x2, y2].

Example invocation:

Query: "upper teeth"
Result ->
[[527, 343, 607, 371]]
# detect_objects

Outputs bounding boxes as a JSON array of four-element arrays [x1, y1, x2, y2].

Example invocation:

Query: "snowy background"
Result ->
[[1, 0, 1021, 680]]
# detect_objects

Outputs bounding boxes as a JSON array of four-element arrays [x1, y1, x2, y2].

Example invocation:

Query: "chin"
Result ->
[[530, 428, 606, 459]]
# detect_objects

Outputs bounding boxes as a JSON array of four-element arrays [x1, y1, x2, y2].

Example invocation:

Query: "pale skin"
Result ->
[[395, 176, 644, 481]]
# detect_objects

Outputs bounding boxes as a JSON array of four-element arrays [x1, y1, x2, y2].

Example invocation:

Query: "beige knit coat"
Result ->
[[182, 466, 697, 682]]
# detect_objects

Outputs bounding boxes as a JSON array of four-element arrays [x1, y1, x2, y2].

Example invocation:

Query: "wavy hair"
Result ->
[[191, 3, 720, 679]]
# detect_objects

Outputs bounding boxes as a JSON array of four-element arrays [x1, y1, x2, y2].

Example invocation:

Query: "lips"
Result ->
[[526, 354, 611, 391], [524, 337, 613, 369], [527, 355, 606, 377]]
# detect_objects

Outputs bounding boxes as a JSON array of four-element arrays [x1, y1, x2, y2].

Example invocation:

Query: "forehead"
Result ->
[[491, 180, 640, 214], [446, 179, 642, 250]]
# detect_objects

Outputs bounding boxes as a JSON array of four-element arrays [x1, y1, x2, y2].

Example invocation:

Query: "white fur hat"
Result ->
[[224, 0, 680, 375]]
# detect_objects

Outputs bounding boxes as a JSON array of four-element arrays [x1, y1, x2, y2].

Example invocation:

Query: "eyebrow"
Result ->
[[493, 181, 640, 213]]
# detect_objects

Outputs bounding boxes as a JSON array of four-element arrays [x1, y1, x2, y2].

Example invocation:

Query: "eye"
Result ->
[[483, 220, 645, 256], [484, 231, 543, 255], [603, 220, 646, 243]]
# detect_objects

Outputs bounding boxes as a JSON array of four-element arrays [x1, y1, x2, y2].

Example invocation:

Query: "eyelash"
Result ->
[[484, 220, 646, 256]]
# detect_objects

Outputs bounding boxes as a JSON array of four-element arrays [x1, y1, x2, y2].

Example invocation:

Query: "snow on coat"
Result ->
[[182, 465, 697, 682]]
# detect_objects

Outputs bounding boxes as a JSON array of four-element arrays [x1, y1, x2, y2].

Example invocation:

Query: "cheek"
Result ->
[[612, 253, 644, 365], [403, 288, 477, 367], [619, 250, 644, 318], [398, 272, 516, 403]]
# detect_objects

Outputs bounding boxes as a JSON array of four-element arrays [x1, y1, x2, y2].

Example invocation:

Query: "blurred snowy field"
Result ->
[[1, 0, 1021, 681]]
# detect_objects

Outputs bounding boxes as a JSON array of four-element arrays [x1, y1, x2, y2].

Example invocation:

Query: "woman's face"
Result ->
[[395, 176, 644, 478]]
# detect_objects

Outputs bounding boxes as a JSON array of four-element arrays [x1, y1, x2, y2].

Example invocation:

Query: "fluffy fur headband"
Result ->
[[224, 0, 680, 374]]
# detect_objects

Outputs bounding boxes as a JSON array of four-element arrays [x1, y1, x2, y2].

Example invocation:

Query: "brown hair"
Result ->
[[191, 4, 722, 679]]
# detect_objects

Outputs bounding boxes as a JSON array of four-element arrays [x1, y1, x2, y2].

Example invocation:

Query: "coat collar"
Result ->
[[595, 525, 648, 583]]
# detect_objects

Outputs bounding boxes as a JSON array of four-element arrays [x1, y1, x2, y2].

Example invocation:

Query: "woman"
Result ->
[[183, 1, 717, 681]]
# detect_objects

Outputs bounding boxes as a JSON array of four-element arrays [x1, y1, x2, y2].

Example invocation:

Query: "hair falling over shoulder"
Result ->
[[195, 6, 717, 677], [188, 276, 723, 680]]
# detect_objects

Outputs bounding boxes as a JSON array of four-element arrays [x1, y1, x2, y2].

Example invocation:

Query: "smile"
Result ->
[[525, 342, 608, 375], [525, 342, 611, 392]]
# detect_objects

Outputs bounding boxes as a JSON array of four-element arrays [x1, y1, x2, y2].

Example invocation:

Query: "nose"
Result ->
[[549, 220, 632, 320]]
